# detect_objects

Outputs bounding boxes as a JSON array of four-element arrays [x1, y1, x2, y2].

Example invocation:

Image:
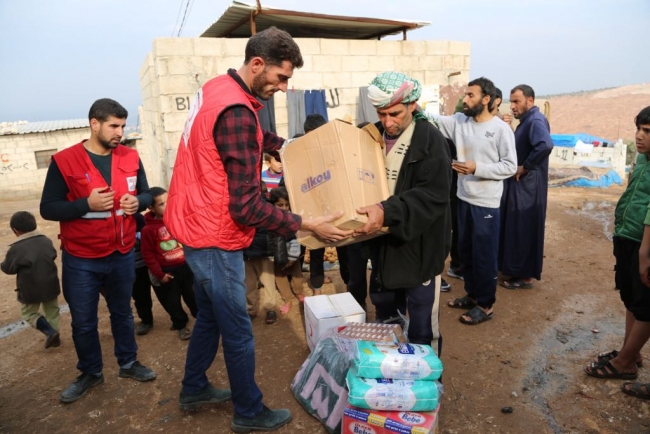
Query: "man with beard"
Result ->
[[40, 98, 157, 403], [164, 27, 351, 432], [499, 85, 553, 289], [428, 77, 516, 325], [355, 71, 452, 353]]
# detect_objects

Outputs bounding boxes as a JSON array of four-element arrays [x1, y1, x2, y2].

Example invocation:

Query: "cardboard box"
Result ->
[[281, 119, 390, 249], [342, 404, 440, 434], [304, 293, 366, 351]]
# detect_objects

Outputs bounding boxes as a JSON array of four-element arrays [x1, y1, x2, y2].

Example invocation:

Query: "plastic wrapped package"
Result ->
[[355, 341, 443, 381]]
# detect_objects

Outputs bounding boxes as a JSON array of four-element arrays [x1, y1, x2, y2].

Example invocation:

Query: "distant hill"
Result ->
[[546, 83, 650, 141]]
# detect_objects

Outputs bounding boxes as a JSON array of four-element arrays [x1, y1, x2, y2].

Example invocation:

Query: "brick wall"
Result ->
[[139, 37, 471, 187], [0, 128, 90, 200]]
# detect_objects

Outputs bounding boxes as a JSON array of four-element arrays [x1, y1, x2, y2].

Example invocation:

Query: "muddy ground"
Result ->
[[0, 187, 649, 434]]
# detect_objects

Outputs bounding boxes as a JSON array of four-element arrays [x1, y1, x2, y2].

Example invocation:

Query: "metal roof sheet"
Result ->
[[201, 1, 429, 39], [0, 119, 89, 136]]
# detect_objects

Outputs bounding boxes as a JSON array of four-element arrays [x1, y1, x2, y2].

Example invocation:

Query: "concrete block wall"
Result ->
[[0, 128, 90, 200], [138, 37, 471, 186]]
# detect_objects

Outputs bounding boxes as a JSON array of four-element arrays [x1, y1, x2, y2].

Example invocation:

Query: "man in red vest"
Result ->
[[40, 99, 156, 403], [165, 27, 351, 431]]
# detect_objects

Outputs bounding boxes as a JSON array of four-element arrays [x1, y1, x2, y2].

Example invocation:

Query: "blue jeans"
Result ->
[[62, 249, 137, 375], [457, 199, 500, 308], [181, 246, 263, 417]]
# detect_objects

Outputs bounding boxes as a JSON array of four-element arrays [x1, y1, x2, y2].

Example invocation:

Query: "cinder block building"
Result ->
[[138, 1, 471, 187], [0, 120, 90, 200]]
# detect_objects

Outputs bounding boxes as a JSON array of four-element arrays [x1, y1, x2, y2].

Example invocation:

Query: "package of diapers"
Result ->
[[346, 367, 439, 412], [355, 341, 443, 381]]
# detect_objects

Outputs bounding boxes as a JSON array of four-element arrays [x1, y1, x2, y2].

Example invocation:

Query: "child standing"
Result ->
[[268, 187, 305, 316], [261, 153, 283, 194], [585, 106, 650, 382], [141, 187, 198, 340], [132, 212, 155, 335], [1, 211, 61, 349]]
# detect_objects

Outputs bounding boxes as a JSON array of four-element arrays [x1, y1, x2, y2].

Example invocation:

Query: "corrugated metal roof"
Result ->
[[201, 1, 429, 39], [0, 119, 89, 136]]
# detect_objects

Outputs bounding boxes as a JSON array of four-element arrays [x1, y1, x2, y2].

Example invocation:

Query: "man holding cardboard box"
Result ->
[[355, 72, 452, 351], [164, 27, 352, 432]]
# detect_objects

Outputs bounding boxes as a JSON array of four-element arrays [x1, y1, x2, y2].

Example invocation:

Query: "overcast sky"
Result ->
[[0, 0, 646, 124]]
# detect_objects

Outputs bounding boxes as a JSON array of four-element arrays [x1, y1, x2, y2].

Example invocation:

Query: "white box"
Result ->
[[304, 293, 366, 351]]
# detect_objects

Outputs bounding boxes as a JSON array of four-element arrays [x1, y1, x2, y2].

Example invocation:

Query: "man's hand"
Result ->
[[160, 273, 174, 284], [502, 114, 512, 124], [354, 204, 384, 236], [452, 160, 477, 175], [119, 193, 139, 215], [515, 165, 528, 181], [301, 211, 353, 243], [88, 187, 114, 211]]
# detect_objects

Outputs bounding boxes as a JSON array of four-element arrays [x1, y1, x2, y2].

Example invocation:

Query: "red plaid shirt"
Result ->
[[212, 70, 301, 239]]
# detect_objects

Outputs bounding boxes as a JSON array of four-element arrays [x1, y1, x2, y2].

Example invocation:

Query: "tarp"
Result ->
[[551, 132, 611, 148], [564, 169, 623, 188]]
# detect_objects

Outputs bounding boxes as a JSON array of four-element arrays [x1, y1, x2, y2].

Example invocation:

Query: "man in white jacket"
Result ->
[[428, 77, 516, 325]]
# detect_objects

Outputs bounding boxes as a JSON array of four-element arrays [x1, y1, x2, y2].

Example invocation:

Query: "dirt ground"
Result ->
[[1, 186, 650, 434]]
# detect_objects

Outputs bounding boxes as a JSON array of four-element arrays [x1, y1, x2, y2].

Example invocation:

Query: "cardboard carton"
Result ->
[[304, 293, 366, 351], [281, 120, 390, 249], [342, 404, 440, 434]]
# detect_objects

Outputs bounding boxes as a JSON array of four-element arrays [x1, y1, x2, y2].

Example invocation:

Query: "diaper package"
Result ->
[[355, 341, 443, 381], [346, 367, 440, 412]]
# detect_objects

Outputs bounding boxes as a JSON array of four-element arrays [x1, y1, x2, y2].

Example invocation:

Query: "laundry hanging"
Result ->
[[304, 90, 329, 121], [287, 89, 306, 138], [357, 86, 379, 125], [257, 95, 277, 134]]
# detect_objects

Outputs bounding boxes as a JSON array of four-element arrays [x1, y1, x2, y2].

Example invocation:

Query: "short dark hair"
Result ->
[[511, 84, 535, 101], [304, 114, 327, 133], [468, 77, 496, 109], [636, 106, 650, 128], [490, 87, 503, 112], [150, 186, 167, 200], [244, 26, 303, 69], [269, 186, 289, 205], [10, 211, 37, 233], [88, 98, 128, 122]]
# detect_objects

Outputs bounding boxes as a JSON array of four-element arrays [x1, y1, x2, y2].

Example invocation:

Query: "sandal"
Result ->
[[584, 360, 638, 380], [447, 296, 477, 309], [621, 382, 650, 400], [500, 279, 533, 290], [593, 350, 643, 368], [459, 306, 493, 325], [265, 311, 278, 324]]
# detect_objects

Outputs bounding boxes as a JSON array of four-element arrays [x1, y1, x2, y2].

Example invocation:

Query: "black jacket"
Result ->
[[1, 231, 61, 304], [376, 115, 452, 289]]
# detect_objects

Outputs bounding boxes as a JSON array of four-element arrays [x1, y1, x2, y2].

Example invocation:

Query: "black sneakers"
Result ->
[[231, 405, 292, 433], [179, 383, 232, 411], [441, 278, 451, 292], [118, 361, 157, 381], [60, 373, 104, 403], [136, 322, 153, 335]]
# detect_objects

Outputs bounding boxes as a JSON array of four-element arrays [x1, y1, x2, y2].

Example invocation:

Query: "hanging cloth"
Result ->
[[304, 90, 329, 120], [256, 95, 277, 134], [357, 86, 379, 125], [287, 90, 306, 138]]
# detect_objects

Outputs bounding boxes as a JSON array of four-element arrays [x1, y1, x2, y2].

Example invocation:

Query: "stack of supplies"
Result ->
[[343, 341, 444, 434]]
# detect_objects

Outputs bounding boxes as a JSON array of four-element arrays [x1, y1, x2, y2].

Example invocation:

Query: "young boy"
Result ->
[[268, 187, 305, 317], [244, 182, 284, 324], [132, 212, 155, 335], [585, 106, 650, 383], [261, 153, 283, 193], [1, 211, 61, 349], [141, 187, 198, 340]]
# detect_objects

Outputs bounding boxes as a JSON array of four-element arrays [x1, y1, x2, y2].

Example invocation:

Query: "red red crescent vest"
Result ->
[[53, 142, 140, 258], [165, 74, 264, 250]]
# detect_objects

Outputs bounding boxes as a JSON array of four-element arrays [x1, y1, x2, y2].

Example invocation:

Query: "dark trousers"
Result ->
[[309, 248, 325, 289], [457, 199, 500, 309], [449, 195, 462, 271], [336, 246, 349, 284], [132, 266, 153, 325], [374, 282, 437, 348], [156, 263, 198, 330]]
